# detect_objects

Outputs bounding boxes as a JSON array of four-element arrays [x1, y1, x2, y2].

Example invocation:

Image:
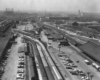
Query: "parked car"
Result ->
[[64, 58, 70, 61], [66, 63, 72, 66], [79, 71, 85, 76], [16, 73, 24, 79], [81, 76, 85, 80], [18, 62, 25, 65], [17, 64, 25, 68], [71, 64, 77, 68], [0, 67, 4, 74], [85, 77, 90, 80], [59, 57, 65, 60], [70, 71, 78, 75], [58, 54, 63, 57], [7, 49, 11, 53], [92, 63, 100, 71], [18, 58, 24, 61], [67, 60, 73, 63], [17, 68, 25, 73], [67, 63, 77, 67], [18, 60, 24, 63], [84, 60, 91, 65], [19, 55, 24, 58], [66, 66, 73, 69], [0, 60, 7, 66]]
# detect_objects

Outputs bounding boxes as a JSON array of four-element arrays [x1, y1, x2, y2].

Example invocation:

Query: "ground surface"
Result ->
[[41, 30, 100, 80], [2, 37, 25, 80]]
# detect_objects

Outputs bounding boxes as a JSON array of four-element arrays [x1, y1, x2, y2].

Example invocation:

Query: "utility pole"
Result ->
[[58, 44, 61, 54], [68, 54, 71, 59]]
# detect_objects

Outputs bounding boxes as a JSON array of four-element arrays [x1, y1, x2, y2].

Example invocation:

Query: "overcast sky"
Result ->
[[0, 0, 100, 13]]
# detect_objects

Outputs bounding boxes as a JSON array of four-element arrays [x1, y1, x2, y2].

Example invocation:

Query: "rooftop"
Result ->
[[79, 40, 100, 62]]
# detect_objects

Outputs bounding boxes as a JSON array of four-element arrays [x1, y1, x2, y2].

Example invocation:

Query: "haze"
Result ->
[[0, 0, 100, 13]]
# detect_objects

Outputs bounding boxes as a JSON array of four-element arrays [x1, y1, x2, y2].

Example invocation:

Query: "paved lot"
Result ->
[[2, 37, 25, 80], [41, 31, 79, 80], [50, 41, 100, 80], [48, 47, 78, 80], [41, 30, 100, 80]]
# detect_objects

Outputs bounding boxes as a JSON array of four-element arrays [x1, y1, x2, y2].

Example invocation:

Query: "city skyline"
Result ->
[[0, 0, 100, 13]]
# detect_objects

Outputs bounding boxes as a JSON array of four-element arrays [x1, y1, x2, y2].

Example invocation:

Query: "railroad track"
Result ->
[[16, 30, 71, 80], [24, 38, 54, 80], [0, 26, 13, 37], [23, 35, 64, 80]]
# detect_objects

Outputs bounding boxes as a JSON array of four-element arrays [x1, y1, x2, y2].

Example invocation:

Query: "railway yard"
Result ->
[[0, 13, 100, 80]]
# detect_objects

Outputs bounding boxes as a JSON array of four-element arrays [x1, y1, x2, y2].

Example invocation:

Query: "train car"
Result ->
[[36, 44, 55, 80], [39, 42, 63, 80], [30, 42, 48, 80]]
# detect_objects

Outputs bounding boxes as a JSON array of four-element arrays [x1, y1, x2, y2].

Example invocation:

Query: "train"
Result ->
[[36, 39, 63, 80]]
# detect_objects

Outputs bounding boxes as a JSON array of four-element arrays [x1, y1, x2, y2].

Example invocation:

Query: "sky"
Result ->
[[0, 0, 100, 13]]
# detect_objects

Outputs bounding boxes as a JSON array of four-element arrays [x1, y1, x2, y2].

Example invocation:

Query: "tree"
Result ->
[[87, 72, 91, 78], [90, 75, 94, 80], [72, 22, 79, 26], [58, 44, 61, 53]]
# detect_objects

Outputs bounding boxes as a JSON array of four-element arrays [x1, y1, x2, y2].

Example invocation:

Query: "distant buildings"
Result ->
[[78, 10, 83, 17], [4, 8, 14, 15]]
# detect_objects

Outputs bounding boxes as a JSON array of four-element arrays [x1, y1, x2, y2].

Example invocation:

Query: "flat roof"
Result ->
[[79, 41, 100, 62], [47, 30, 63, 39], [0, 34, 12, 57], [89, 39, 100, 46]]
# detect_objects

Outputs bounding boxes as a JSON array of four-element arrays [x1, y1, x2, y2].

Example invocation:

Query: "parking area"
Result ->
[[0, 37, 26, 80], [47, 39, 96, 80], [57, 52, 89, 80], [41, 30, 100, 80]]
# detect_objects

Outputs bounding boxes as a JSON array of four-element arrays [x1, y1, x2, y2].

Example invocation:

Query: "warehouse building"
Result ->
[[79, 39, 100, 63]]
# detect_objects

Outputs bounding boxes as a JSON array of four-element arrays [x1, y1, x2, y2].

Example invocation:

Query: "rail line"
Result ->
[[37, 44, 53, 80], [0, 21, 14, 37], [24, 37, 55, 80], [17, 30, 69, 80], [25, 35, 63, 80]]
